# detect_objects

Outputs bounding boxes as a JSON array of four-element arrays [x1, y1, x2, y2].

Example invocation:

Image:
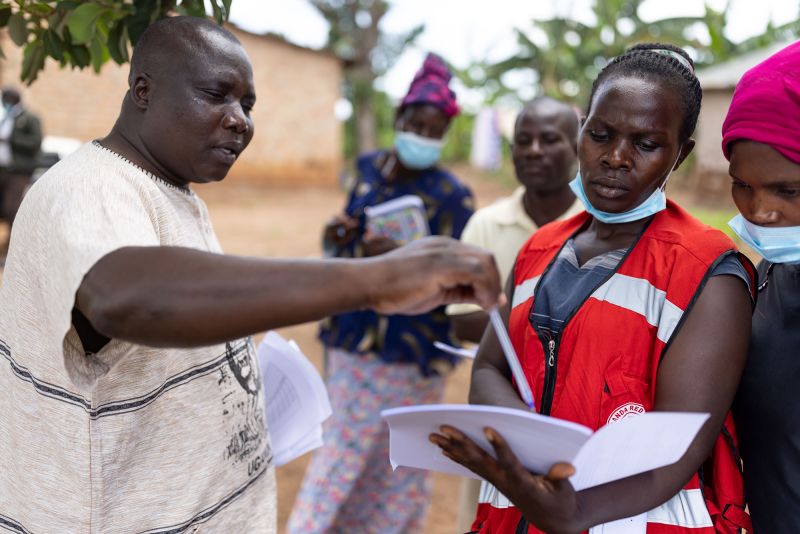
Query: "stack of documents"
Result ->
[[382, 404, 708, 491], [257, 332, 332, 467]]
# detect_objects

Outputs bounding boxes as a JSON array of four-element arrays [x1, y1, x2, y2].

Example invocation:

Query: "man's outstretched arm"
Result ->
[[76, 236, 503, 348]]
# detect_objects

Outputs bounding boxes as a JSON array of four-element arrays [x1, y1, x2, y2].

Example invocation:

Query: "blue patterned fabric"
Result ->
[[319, 151, 475, 375]]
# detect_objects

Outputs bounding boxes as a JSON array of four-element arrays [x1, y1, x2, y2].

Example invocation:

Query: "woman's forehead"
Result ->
[[401, 104, 447, 122], [588, 76, 682, 132], [730, 141, 800, 183]]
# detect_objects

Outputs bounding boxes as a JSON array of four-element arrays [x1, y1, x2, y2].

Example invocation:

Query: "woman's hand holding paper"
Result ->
[[429, 425, 582, 534]]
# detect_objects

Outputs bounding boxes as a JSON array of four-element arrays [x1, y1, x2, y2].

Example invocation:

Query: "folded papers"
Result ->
[[258, 332, 332, 467], [381, 404, 708, 491]]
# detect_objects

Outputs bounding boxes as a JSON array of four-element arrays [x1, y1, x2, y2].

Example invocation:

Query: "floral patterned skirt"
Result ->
[[286, 348, 445, 534]]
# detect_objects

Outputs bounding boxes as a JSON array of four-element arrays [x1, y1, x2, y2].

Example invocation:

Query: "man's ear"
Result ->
[[129, 74, 152, 110], [675, 138, 696, 170]]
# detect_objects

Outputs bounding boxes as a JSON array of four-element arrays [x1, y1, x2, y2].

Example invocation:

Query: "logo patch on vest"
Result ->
[[607, 402, 645, 424]]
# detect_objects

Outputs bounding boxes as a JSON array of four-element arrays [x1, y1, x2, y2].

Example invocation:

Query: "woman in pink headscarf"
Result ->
[[724, 41, 800, 533]]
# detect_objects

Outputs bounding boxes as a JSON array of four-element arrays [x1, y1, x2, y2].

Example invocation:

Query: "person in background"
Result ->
[[447, 96, 581, 532], [0, 87, 42, 257], [431, 43, 757, 533], [722, 40, 800, 534], [448, 97, 581, 342], [288, 53, 474, 533], [0, 19, 503, 533]]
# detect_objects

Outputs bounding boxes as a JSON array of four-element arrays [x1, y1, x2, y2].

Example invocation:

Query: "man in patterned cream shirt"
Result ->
[[0, 16, 501, 533]]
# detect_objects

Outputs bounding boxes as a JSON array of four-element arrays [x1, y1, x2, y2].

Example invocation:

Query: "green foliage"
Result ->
[[689, 206, 738, 240], [374, 89, 397, 151], [342, 87, 395, 157], [441, 112, 475, 163], [462, 0, 800, 108], [311, 0, 424, 153], [0, 1, 234, 85]]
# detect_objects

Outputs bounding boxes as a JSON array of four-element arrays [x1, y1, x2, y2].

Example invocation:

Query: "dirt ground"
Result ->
[[198, 167, 514, 533]]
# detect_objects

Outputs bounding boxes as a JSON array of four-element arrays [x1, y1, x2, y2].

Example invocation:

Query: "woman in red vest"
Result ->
[[430, 44, 756, 533], [722, 41, 800, 533]]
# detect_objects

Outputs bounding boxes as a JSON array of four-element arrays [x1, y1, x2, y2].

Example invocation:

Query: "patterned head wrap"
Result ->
[[721, 41, 800, 165], [399, 53, 459, 118]]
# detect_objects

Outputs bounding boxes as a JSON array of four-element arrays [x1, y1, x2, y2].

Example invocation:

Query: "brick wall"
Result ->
[[0, 26, 343, 186]]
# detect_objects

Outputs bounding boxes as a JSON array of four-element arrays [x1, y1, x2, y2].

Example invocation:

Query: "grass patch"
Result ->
[[687, 205, 761, 261], [687, 206, 738, 239]]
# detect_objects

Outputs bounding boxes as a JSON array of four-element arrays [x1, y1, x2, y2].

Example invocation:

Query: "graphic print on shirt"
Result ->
[[218, 338, 270, 477]]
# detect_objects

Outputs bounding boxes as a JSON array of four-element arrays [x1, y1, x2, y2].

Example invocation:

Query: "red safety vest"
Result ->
[[473, 201, 755, 534]]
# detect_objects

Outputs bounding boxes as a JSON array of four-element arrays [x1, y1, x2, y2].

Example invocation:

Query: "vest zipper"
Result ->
[[540, 336, 559, 415], [528, 218, 654, 417]]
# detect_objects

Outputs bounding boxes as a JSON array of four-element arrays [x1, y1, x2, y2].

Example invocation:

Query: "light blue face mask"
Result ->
[[728, 215, 800, 264], [394, 131, 443, 170], [569, 153, 682, 224], [569, 173, 668, 224]]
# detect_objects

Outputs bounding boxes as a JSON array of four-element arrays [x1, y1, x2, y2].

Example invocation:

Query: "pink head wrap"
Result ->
[[721, 41, 800, 164], [400, 53, 459, 118]]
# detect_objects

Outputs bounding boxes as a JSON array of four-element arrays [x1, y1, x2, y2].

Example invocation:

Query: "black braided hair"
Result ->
[[586, 43, 702, 142]]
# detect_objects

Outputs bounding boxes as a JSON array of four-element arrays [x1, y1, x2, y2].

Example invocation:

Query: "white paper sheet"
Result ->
[[433, 341, 478, 359], [382, 404, 708, 491], [272, 425, 324, 467], [382, 404, 591, 480], [258, 332, 332, 466], [571, 412, 709, 490]]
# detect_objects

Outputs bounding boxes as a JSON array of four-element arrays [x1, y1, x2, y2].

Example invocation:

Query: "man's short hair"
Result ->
[[516, 96, 580, 142], [128, 16, 242, 86]]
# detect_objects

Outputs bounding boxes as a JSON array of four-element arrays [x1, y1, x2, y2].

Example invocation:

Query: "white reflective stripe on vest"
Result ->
[[590, 274, 684, 343], [512, 276, 540, 309], [589, 513, 647, 534], [479, 485, 711, 530], [647, 488, 714, 528], [478, 481, 512, 509]]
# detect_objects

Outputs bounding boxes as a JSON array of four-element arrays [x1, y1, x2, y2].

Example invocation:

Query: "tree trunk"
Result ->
[[350, 61, 378, 153], [355, 92, 377, 153], [350, 2, 384, 153]]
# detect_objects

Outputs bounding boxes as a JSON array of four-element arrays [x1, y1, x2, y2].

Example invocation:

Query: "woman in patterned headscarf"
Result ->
[[287, 53, 474, 533]]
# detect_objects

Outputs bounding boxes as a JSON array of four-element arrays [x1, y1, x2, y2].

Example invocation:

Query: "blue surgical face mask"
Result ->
[[394, 131, 443, 170], [569, 173, 668, 223], [569, 154, 681, 224], [728, 214, 800, 264]]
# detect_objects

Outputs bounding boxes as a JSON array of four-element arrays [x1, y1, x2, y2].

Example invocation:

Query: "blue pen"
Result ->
[[488, 307, 536, 411]]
